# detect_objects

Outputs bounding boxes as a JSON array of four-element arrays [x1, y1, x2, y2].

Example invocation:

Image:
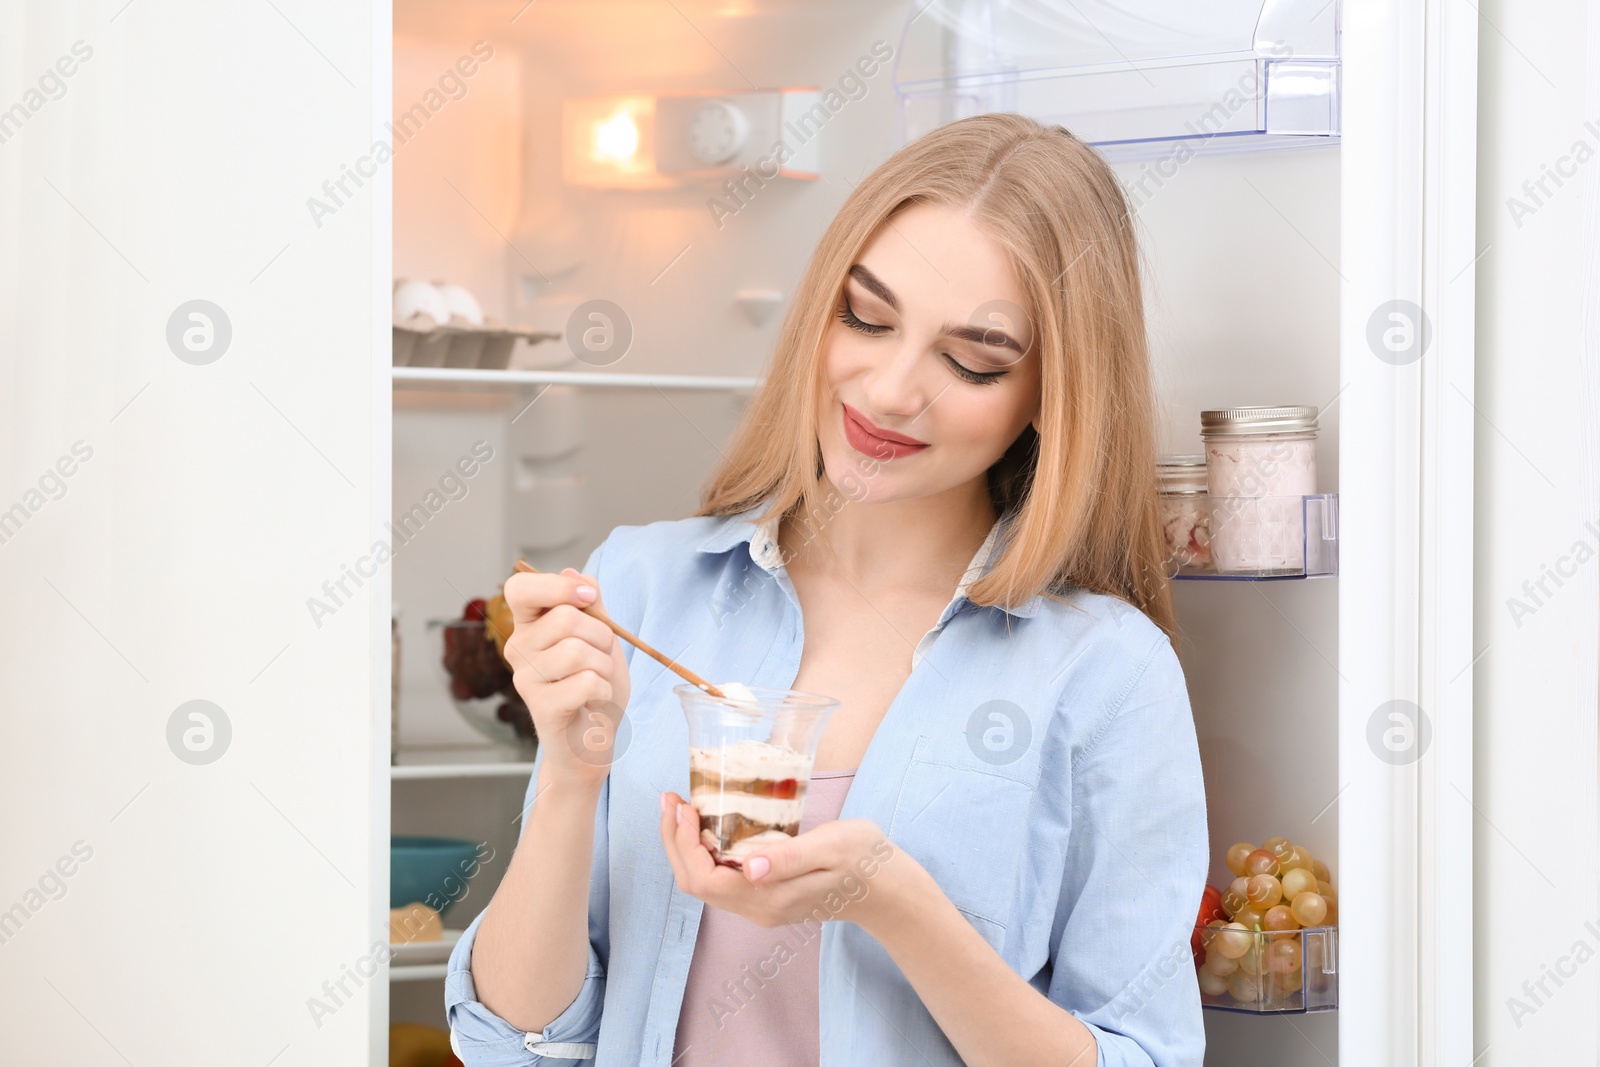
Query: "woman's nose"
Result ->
[[861, 339, 936, 420]]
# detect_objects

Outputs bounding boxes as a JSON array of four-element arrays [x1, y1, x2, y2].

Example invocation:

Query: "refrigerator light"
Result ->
[[562, 94, 670, 188]]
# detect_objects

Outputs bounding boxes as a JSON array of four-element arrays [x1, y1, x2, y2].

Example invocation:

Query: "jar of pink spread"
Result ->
[[1157, 455, 1212, 574], [1200, 405, 1319, 574]]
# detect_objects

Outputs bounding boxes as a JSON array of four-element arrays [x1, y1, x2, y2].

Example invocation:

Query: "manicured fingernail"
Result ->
[[747, 856, 770, 880], [659, 793, 667, 814], [676, 802, 688, 825], [575, 584, 596, 602]]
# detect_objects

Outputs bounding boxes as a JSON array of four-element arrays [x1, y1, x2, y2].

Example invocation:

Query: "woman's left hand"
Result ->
[[658, 791, 917, 933]]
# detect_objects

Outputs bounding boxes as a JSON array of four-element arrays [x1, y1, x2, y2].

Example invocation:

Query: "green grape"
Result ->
[[1267, 937, 1303, 974], [1262, 904, 1299, 935], [1227, 969, 1266, 1006], [1214, 922, 1252, 959], [1222, 876, 1250, 918], [1246, 874, 1283, 908], [1282, 867, 1318, 901], [1271, 965, 1305, 993], [1291, 891, 1328, 927], [1244, 849, 1281, 878], [1237, 942, 1264, 976], [1281, 845, 1315, 872]]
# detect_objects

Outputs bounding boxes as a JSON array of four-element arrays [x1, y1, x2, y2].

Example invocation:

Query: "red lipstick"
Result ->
[[841, 403, 929, 460]]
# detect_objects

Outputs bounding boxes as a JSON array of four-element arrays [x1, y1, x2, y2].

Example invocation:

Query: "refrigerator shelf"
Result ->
[[391, 745, 537, 781], [392, 366, 761, 392], [894, 0, 1340, 159], [392, 315, 561, 370], [1170, 493, 1339, 581], [1195, 924, 1339, 1015], [389, 963, 450, 983]]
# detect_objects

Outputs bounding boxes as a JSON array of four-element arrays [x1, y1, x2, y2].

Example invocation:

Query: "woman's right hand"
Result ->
[[502, 566, 632, 790]]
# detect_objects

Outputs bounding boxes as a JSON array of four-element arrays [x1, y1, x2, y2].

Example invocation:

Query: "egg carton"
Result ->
[[392, 314, 562, 370]]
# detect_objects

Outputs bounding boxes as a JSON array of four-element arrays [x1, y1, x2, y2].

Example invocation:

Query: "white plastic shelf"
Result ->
[[389, 963, 450, 982], [392, 367, 761, 391], [391, 746, 536, 781]]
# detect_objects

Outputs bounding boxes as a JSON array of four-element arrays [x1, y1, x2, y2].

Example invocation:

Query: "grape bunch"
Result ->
[[1192, 836, 1339, 1009], [441, 600, 512, 701]]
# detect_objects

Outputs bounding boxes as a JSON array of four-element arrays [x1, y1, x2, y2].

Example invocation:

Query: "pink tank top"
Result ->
[[671, 768, 856, 1066]]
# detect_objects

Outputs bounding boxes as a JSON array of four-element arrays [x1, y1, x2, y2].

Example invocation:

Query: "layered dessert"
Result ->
[[689, 736, 814, 866]]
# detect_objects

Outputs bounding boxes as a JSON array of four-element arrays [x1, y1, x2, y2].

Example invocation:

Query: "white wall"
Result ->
[[1474, 0, 1600, 1061], [0, 2, 389, 1063]]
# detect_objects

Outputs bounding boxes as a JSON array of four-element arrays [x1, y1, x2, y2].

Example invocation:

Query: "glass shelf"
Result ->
[[894, 0, 1340, 157], [391, 745, 536, 780], [392, 366, 760, 392]]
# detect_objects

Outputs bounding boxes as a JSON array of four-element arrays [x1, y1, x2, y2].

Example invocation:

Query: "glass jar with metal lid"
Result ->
[[1200, 405, 1319, 573], [1157, 454, 1211, 574]]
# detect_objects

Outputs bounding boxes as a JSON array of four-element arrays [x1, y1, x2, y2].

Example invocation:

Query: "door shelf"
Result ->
[[1169, 494, 1338, 581], [1195, 925, 1338, 1014]]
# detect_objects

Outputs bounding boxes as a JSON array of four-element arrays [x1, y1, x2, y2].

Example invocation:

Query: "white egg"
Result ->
[[433, 282, 484, 325], [393, 279, 448, 325]]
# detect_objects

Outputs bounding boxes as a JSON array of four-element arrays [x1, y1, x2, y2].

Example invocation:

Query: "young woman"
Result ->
[[446, 112, 1209, 1067]]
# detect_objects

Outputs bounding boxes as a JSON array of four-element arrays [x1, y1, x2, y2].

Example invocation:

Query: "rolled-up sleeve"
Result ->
[[1049, 635, 1209, 1067], [444, 540, 617, 1065]]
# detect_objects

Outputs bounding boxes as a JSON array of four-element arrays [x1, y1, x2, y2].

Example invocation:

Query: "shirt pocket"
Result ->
[[887, 732, 1042, 950]]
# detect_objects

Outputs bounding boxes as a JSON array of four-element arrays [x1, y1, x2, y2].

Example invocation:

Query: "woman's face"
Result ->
[[816, 201, 1041, 508]]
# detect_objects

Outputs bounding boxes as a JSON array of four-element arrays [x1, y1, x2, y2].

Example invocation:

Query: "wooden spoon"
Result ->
[[512, 560, 725, 700]]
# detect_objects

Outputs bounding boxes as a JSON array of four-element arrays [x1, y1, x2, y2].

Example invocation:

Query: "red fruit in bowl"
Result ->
[[1199, 884, 1226, 924], [1192, 885, 1227, 959], [463, 598, 488, 621]]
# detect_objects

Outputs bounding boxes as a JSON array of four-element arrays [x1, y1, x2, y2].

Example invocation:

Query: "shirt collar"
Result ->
[[696, 495, 1044, 619]]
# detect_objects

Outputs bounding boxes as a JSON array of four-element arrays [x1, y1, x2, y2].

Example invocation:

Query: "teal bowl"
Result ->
[[390, 835, 481, 919]]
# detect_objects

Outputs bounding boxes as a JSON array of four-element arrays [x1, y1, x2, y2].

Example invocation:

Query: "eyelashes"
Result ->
[[941, 353, 1005, 386], [836, 300, 889, 335], [836, 298, 1006, 386]]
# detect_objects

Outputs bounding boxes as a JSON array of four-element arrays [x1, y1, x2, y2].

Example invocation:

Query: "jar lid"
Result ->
[[1200, 405, 1319, 436], [1157, 454, 1207, 493]]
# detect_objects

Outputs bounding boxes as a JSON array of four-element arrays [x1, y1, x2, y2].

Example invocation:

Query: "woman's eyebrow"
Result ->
[[848, 264, 899, 311], [848, 262, 1025, 357], [942, 322, 1025, 356]]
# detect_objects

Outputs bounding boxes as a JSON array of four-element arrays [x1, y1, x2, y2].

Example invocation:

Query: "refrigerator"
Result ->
[[7, 0, 1598, 1065]]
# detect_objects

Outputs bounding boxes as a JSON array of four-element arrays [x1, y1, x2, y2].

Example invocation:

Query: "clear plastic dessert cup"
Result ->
[[675, 683, 839, 870]]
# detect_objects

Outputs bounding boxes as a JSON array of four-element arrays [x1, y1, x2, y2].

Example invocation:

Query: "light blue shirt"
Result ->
[[445, 499, 1209, 1066]]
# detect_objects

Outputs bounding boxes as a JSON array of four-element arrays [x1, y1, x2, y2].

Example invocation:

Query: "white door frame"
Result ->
[[1339, 1, 1478, 1064]]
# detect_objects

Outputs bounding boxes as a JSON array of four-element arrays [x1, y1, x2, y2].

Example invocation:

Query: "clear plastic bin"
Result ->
[[1173, 493, 1338, 580], [1193, 923, 1338, 1013]]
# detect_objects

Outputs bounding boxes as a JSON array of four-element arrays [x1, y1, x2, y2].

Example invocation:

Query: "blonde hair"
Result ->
[[695, 112, 1176, 642]]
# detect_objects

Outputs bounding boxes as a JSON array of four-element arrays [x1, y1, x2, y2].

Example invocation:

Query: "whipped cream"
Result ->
[[689, 738, 813, 780], [717, 681, 760, 707], [689, 790, 806, 824]]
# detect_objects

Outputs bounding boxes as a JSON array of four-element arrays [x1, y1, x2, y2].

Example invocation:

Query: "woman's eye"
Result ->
[[837, 300, 890, 335], [943, 353, 1006, 385]]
